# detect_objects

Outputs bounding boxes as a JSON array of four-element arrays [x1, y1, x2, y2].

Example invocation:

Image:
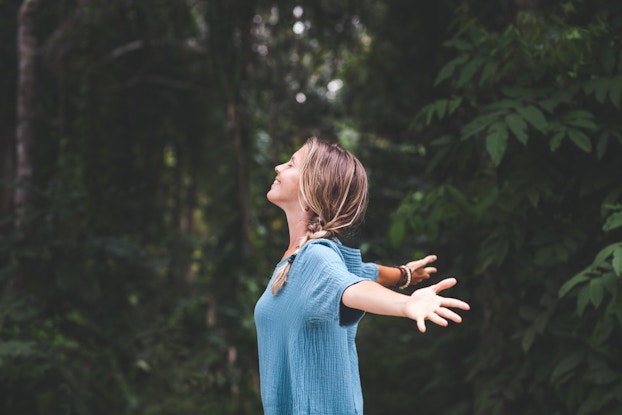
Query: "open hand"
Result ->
[[403, 278, 470, 333], [405, 255, 438, 286]]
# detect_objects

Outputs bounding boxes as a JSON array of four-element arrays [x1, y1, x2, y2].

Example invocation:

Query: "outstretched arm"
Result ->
[[376, 255, 438, 288], [342, 278, 470, 333]]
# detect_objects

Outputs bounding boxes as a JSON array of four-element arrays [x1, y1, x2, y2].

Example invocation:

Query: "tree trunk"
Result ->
[[0, 131, 13, 238], [4, 0, 38, 298], [228, 103, 253, 256], [15, 0, 37, 228]]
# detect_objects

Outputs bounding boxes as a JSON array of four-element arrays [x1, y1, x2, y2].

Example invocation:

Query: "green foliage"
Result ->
[[418, 12, 622, 165], [1, 0, 374, 413], [2, 0, 265, 413], [386, 1, 622, 414], [559, 204, 622, 330]]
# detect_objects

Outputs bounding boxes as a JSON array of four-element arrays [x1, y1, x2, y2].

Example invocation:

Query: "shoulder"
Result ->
[[299, 239, 345, 265], [297, 239, 368, 276]]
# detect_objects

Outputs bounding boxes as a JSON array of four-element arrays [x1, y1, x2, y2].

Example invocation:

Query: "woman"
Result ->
[[254, 137, 470, 414]]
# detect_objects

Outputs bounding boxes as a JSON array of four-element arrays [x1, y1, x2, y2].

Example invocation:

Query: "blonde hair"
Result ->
[[271, 137, 368, 294]]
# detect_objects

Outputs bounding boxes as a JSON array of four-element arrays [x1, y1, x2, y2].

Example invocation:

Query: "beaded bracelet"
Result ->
[[397, 265, 412, 290], [393, 265, 412, 289]]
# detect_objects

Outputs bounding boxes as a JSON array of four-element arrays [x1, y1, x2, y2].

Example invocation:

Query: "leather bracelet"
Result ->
[[394, 266, 407, 288], [397, 265, 412, 289]]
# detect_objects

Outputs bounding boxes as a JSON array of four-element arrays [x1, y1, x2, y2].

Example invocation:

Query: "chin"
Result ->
[[266, 191, 279, 205]]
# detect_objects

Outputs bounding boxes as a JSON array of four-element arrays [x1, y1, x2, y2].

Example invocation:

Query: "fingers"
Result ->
[[427, 312, 449, 327], [411, 273, 432, 285], [417, 307, 466, 333], [408, 255, 437, 270], [410, 276, 469, 333], [407, 255, 438, 286], [432, 277, 457, 293], [441, 297, 470, 311], [431, 279, 470, 310], [436, 307, 463, 323], [413, 266, 437, 277], [410, 267, 435, 286]]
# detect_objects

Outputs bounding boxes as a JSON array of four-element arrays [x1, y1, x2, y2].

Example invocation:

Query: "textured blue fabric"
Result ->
[[254, 239, 379, 415]]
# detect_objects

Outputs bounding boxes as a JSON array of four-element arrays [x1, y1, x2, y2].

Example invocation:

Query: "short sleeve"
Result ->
[[361, 262, 379, 281], [296, 242, 366, 326]]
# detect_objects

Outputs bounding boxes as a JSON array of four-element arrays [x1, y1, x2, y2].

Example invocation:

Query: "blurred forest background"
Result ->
[[1, 0, 621, 414]]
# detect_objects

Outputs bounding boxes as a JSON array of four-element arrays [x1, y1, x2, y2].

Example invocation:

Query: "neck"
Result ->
[[282, 209, 309, 260]]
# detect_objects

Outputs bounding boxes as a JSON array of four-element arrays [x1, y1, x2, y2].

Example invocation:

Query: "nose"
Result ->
[[274, 164, 283, 173]]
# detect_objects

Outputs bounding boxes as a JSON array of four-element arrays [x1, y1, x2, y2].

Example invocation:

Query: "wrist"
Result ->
[[393, 265, 412, 289]]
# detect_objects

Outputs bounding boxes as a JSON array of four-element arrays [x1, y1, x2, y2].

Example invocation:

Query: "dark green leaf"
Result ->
[[559, 272, 589, 297], [596, 131, 610, 159], [479, 60, 499, 86], [434, 55, 468, 86], [590, 317, 614, 346], [445, 38, 474, 51], [436, 99, 448, 120], [595, 79, 609, 103], [584, 368, 620, 385], [447, 97, 463, 114], [589, 278, 605, 308], [550, 130, 566, 151], [601, 272, 619, 296], [516, 105, 547, 133], [501, 86, 537, 99], [486, 122, 509, 165], [564, 110, 597, 130], [521, 326, 537, 352], [595, 243, 621, 264], [460, 111, 505, 140], [550, 351, 584, 382], [505, 113, 528, 144], [457, 56, 486, 87], [567, 129, 592, 152], [577, 286, 590, 316]]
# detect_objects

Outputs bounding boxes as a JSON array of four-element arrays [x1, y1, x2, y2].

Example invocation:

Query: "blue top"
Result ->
[[254, 239, 379, 415]]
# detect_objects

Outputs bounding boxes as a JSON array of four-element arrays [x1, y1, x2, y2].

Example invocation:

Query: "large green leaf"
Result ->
[[589, 278, 605, 308], [603, 211, 622, 232], [516, 105, 547, 133], [479, 59, 499, 86], [505, 113, 529, 144], [567, 128, 593, 152], [485, 122, 509, 165], [550, 351, 584, 383], [559, 271, 590, 298], [460, 110, 506, 140], [434, 55, 469, 86], [457, 56, 486, 87]]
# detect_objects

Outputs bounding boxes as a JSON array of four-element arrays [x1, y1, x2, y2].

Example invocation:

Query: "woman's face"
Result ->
[[267, 145, 308, 211]]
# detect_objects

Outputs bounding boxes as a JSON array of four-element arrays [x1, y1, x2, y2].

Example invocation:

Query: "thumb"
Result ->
[[433, 277, 457, 293]]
